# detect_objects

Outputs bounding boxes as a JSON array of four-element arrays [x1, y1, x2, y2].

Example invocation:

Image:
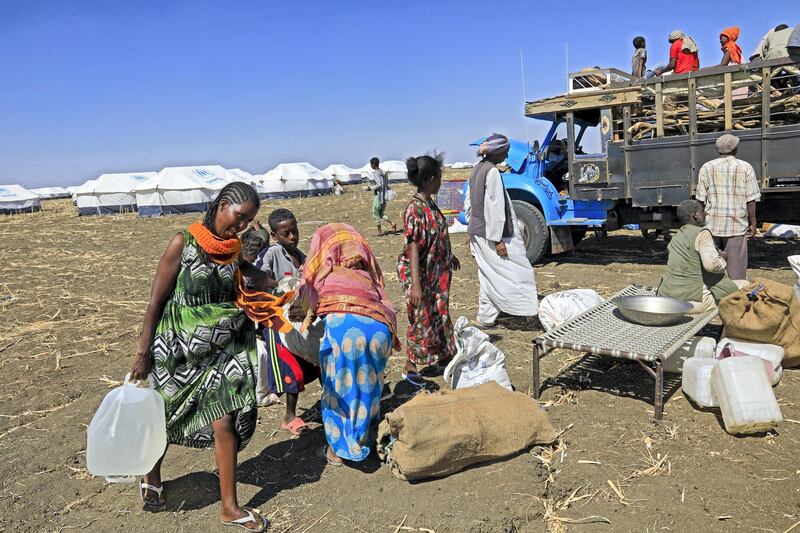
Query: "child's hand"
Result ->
[[451, 256, 461, 271], [410, 284, 423, 307]]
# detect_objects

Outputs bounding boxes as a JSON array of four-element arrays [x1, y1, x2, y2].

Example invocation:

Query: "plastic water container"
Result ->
[[716, 338, 783, 386], [663, 336, 716, 373], [87, 374, 167, 483], [681, 357, 719, 407], [711, 356, 782, 435]]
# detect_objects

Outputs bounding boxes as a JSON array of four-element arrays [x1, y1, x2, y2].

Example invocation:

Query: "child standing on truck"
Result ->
[[632, 36, 647, 78]]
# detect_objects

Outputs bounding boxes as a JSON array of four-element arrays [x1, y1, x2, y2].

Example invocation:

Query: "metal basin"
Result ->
[[612, 295, 693, 326]]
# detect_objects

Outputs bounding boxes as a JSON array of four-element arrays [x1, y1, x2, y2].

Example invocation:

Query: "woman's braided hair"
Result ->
[[203, 181, 261, 231]]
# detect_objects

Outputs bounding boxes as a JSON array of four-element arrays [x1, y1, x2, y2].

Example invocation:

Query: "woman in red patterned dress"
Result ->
[[397, 154, 460, 386]]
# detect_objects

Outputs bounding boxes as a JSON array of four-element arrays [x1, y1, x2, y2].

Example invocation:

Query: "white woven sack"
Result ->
[[444, 316, 512, 390], [539, 289, 604, 331]]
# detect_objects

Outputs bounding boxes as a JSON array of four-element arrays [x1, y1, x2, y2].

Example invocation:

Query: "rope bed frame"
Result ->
[[531, 285, 719, 421]]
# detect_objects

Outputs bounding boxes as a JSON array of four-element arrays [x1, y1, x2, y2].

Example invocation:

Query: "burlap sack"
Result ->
[[377, 382, 557, 481], [719, 277, 800, 367]]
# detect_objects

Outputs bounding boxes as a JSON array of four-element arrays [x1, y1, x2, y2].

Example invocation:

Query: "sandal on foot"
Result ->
[[401, 371, 426, 388], [139, 480, 166, 508], [316, 445, 343, 467], [222, 508, 268, 532], [280, 416, 308, 436]]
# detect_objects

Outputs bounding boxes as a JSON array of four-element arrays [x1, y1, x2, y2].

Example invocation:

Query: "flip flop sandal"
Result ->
[[139, 480, 166, 508], [316, 445, 343, 467], [221, 507, 268, 532], [400, 371, 426, 388], [280, 416, 308, 436]]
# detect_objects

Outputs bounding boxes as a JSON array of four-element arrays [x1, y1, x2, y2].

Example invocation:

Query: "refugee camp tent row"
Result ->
[[30, 187, 71, 199], [134, 165, 233, 216], [0, 184, 41, 214], [449, 161, 475, 169], [323, 164, 363, 184], [258, 162, 334, 198], [76, 172, 156, 215]]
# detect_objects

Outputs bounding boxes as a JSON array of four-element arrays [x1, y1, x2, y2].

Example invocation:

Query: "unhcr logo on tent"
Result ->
[[0, 187, 11, 196], [193, 169, 213, 178], [131, 174, 149, 182], [206, 177, 224, 184]]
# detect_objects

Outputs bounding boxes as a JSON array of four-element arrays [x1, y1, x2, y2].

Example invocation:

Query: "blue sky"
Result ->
[[1, 0, 796, 188]]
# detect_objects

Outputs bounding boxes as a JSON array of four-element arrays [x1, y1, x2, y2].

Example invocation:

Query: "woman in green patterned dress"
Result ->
[[130, 182, 276, 532]]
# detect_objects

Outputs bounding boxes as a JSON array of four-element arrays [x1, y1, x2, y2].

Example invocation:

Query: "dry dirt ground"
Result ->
[[1, 180, 799, 533]]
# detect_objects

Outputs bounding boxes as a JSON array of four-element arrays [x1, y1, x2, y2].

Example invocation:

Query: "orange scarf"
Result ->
[[301, 223, 400, 350], [721, 26, 742, 64], [234, 271, 294, 333], [187, 222, 242, 265], [187, 222, 292, 332]]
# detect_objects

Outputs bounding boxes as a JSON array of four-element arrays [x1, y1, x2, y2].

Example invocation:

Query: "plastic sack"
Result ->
[[385, 189, 398, 202], [443, 316, 512, 390], [86, 374, 167, 483], [538, 289, 604, 331]]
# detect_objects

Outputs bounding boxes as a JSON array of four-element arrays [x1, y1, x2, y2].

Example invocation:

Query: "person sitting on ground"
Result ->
[[397, 153, 460, 387], [658, 200, 745, 314], [241, 221, 270, 264], [631, 36, 647, 78], [655, 31, 699, 76], [131, 181, 282, 533], [299, 223, 400, 466], [367, 157, 397, 236], [720, 26, 743, 65], [750, 24, 792, 61], [253, 208, 318, 436]]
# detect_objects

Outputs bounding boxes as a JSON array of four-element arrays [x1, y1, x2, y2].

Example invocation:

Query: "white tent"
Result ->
[[134, 165, 233, 217], [258, 163, 334, 198], [30, 186, 70, 199], [380, 160, 408, 183], [323, 164, 362, 184], [0, 184, 41, 214], [228, 168, 257, 183], [75, 172, 156, 216], [450, 161, 474, 169], [71, 179, 97, 205]]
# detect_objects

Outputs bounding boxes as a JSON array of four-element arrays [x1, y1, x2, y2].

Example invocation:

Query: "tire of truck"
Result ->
[[512, 200, 549, 264]]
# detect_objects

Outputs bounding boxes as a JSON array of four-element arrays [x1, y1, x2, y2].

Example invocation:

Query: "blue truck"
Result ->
[[463, 60, 800, 264]]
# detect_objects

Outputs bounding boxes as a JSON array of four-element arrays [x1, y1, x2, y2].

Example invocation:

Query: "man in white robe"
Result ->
[[466, 133, 538, 327]]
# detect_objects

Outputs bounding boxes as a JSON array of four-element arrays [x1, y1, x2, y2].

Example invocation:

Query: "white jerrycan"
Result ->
[[681, 357, 719, 407], [86, 374, 167, 483], [711, 356, 782, 435]]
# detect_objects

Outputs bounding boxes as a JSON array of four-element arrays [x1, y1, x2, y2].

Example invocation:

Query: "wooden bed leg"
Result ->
[[531, 343, 541, 399], [654, 360, 664, 423]]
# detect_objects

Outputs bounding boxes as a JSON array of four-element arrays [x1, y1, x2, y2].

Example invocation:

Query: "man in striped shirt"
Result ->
[[695, 134, 760, 280]]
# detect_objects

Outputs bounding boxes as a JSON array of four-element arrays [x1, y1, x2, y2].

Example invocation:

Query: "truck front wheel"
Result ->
[[512, 200, 549, 264]]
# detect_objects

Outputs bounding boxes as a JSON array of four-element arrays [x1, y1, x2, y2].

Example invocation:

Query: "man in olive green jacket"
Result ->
[[658, 200, 746, 314]]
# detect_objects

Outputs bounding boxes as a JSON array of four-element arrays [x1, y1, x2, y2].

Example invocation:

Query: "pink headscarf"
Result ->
[[301, 223, 400, 350]]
